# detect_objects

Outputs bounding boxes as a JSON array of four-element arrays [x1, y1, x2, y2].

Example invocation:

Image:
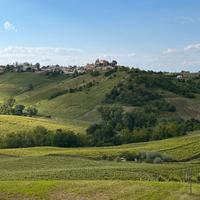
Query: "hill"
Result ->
[[1, 69, 200, 199], [1, 69, 200, 148], [1, 70, 200, 125], [0, 71, 125, 123]]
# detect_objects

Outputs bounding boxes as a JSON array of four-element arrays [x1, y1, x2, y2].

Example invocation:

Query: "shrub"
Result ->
[[153, 157, 163, 164], [119, 151, 137, 161], [90, 71, 100, 77], [53, 129, 80, 147]]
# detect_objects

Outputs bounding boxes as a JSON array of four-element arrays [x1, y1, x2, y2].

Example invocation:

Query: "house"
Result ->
[[85, 64, 95, 72], [77, 66, 85, 74], [0, 66, 5, 73], [61, 67, 75, 74], [95, 59, 110, 67], [99, 65, 114, 71], [176, 75, 183, 79]]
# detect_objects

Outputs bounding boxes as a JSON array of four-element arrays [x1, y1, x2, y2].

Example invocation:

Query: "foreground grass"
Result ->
[[0, 180, 200, 200], [0, 155, 200, 181]]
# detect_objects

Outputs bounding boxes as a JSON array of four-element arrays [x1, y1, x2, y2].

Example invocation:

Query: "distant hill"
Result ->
[[0, 69, 200, 124]]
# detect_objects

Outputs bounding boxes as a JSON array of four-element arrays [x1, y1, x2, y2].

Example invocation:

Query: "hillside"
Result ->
[[0, 115, 87, 135], [0, 72, 125, 123], [1, 70, 200, 125], [1, 70, 200, 199]]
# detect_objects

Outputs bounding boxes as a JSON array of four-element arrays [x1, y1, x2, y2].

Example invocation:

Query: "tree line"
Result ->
[[86, 106, 200, 146], [0, 126, 86, 148]]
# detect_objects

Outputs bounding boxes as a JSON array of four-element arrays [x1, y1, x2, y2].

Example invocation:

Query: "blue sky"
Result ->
[[0, 0, 200, 71]]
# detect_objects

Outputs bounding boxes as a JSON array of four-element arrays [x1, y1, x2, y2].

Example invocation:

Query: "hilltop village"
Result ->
[[0, 59, 200, 79], [0, 59, 118, 75]]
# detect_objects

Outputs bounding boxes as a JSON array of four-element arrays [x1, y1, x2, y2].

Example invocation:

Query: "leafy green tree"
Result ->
[[13, 104, 25, 115], [0, 97, 16, 114], [25, 106, 38, 117], [53, 129, 78, 147]]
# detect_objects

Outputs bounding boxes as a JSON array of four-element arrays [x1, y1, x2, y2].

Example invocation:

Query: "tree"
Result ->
[[35, 63, 40, 71], [0, 97, 16, 114], [28, 83, 33, 91], [13, 104, 25, 115], [111, 60, 117, 67], [26, 106, 38, 117], [32, 126, 52, 146], [53, 129, 78, 147]]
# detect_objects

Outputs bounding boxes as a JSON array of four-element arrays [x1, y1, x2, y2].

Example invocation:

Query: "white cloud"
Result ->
[[184, 43, 200, 51], [3, 21, 17, 32], [0, 46, 83, 65], [0, 46, 82, 56], [99, 53, 136, 60], [163, 48, 177, 54]]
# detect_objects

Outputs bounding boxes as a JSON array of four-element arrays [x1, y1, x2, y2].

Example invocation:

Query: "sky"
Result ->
[[0, 0, 200, 71]]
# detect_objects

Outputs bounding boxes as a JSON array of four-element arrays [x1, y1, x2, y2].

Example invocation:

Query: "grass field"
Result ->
[[0, 131, 200, 183], [0, 129, 199, 199], [0, 130, 200, 161], [0, 115, 87, 135], [0, 180, 200, 200]]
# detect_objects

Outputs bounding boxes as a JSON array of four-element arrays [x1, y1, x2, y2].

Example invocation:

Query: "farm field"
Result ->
[[0, 131, 200, 183], [0, 130, 200, 161], [0, 180, 200, 200]]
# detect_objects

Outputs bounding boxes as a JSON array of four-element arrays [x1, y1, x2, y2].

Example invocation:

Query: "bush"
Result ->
[[119, 151, 137, 161], [53, 129, 79, 147], [90, 71, 100, 77], [153, 157, 163, 164], [25, 106, 38, 117]]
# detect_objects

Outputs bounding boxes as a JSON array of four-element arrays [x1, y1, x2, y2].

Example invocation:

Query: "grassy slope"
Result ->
[[1, 72, 200, 123], [0, 72, 124, 122], [0, 115, 87, 135]]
